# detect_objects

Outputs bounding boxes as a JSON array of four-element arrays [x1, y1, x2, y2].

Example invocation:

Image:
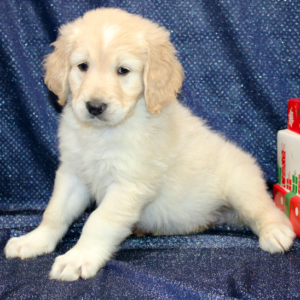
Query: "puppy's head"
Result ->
[[44, 8, 184, 125]]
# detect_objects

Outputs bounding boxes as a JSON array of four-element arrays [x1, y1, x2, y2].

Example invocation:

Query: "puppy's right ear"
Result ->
[[44, 26, 71, 106]]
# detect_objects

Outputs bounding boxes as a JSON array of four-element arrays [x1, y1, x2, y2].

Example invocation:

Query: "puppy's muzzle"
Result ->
[[86, 101, 107, 116]]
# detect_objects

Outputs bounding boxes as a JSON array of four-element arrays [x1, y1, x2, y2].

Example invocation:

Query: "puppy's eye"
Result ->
[[118, 67, 130, 75], [78, 62, 88, 72]]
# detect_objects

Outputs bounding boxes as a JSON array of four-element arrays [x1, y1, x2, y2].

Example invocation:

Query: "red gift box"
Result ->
[[289, 195, 300, 238], [273, 184, 287, 213], [287, 98, 300, 135]]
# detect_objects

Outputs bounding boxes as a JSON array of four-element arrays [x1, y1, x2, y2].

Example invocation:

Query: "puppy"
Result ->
[[5, 8, 295, 281]]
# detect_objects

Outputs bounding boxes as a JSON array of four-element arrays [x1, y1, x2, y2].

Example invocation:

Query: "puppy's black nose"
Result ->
[[86, 101, 107, 116]]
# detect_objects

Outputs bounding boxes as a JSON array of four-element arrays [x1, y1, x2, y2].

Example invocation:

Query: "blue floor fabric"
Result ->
[[1, 0, 300, 299], [2, 225, 300, 299]]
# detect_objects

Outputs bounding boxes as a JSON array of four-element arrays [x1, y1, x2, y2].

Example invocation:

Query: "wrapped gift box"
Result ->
[[287, 98, 300, 135], [274, 99, 300, 238], [277, 129, 300, 195]]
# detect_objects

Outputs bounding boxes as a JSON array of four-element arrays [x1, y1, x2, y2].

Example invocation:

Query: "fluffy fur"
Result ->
[[5, 8, 295, 281]]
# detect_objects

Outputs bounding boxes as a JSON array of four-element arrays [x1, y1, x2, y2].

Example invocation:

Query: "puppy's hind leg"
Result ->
[[224, 152, 295, 254]]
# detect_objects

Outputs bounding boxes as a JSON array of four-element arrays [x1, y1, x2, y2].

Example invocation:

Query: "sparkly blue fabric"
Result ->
[[1, 0, 300, 298]]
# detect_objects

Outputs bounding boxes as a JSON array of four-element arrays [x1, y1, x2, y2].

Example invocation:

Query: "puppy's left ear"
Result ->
[[43, 25, 72, 106], [144, 29, 184, 114]]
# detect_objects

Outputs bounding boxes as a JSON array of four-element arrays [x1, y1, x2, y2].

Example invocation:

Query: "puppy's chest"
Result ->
[[68, 126, 142, 192], [60, 113, 162, 198], [77, 132, 124, 184]]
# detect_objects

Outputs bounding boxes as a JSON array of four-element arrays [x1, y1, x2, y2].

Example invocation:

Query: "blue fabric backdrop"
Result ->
[[1, 0, 300, 298]]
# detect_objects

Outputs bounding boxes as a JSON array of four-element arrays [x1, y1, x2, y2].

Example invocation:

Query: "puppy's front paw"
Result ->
[[50, 247, 104, 281], [5, 227, 58, 259], [259, 223, 295, 254]]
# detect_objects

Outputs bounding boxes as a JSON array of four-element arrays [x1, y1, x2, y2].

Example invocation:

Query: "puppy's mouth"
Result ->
[[90, 114, 108, 122], [72, 98, 126, 126]]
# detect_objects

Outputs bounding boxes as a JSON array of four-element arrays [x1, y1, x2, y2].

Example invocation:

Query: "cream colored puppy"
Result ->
[[5, 8, 295, 281]]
